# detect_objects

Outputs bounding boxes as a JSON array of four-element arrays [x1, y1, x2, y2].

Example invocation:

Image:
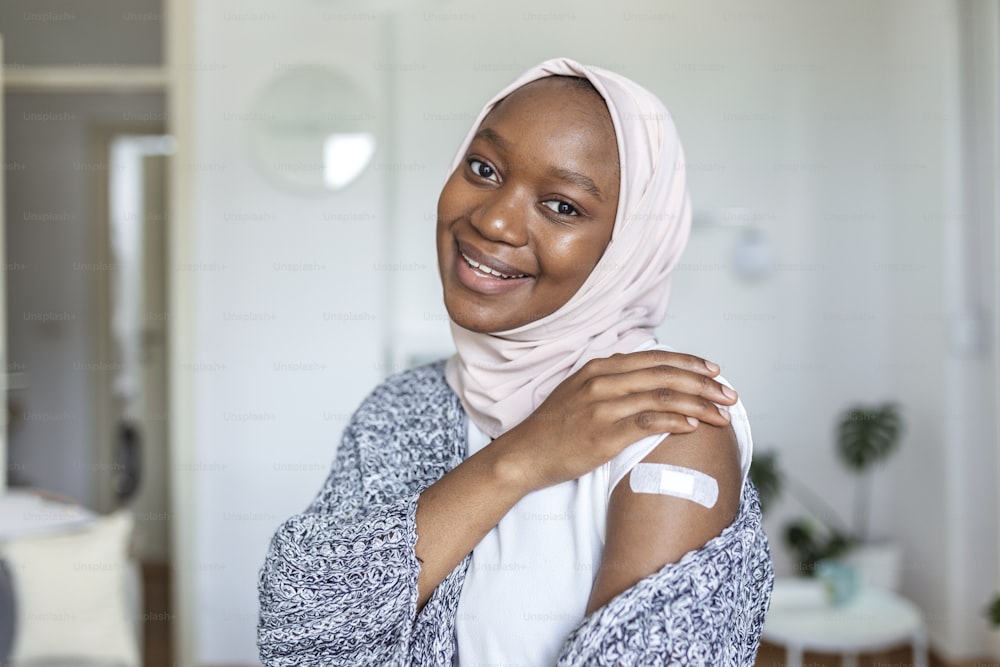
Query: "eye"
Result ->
[[468, 158, 498, 182], [541, 199, 580, 216]]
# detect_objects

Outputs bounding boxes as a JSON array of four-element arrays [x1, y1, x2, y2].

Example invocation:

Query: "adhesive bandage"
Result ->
[[628, 463, 719, 509]]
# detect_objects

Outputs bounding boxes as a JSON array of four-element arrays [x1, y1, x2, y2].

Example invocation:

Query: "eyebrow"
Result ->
[[547, 166, 604, 202], [473, 127, 511, 152]]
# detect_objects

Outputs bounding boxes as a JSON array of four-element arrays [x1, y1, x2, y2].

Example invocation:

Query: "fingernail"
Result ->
[[705, 361, 720, 373], [686, 416, 699, 428], [718, 407, 732, 421], [722, 386, 737, 400]]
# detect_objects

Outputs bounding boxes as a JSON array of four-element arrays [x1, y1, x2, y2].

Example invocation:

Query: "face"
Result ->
[[437, 78, 621, 334]]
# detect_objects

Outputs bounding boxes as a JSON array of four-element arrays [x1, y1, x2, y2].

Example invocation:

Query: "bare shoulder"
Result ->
[[586, 422, 743, 614]]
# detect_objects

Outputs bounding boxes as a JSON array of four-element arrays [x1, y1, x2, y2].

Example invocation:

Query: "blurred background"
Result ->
[[0, 0, 997, 665]]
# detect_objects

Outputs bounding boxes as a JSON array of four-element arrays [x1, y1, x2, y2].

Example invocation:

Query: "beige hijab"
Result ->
[[444, 57, 692, 439]]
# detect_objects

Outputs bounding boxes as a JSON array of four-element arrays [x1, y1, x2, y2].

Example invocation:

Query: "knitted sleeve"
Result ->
[[556, 482, 774, 667], [257, 363, 468, 667]]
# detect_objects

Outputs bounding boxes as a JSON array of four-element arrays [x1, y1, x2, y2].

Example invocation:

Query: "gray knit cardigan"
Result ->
[[258, 361, 774, 666]]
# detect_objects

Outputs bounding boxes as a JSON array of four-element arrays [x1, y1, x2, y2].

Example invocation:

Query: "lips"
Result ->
[[453, 241, 532, 294], [457, 242, 531, 280], [460, 251, 528, 280]]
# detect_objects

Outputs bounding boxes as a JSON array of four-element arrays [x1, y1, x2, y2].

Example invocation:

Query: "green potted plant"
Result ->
[[749, 402, 904, 585], [750, 452, 852, 575], [835, 403, 904, 590], [836, 403, 903, 542], [986, 593, 1000, 659]]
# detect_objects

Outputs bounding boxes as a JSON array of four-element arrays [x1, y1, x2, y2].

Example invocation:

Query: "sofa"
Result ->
[[0, 491, 142, 666]]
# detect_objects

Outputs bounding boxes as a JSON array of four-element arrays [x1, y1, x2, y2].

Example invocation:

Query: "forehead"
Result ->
[[475, 77, 620, 184], [485, 78, 612, 131]]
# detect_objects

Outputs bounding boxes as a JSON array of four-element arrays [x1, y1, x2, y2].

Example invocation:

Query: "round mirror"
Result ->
[[248, 66, 377, 193]]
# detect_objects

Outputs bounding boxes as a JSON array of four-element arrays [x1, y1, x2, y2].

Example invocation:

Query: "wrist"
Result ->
[[484, 429, 541, 497]]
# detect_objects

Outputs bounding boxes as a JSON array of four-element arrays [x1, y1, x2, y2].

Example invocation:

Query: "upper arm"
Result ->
[[585, 421, 742, 615]]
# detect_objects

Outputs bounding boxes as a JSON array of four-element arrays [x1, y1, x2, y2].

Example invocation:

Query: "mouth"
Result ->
[[452, 241, 533, 295], [459, 251, 529, 280], [457, 242, 531, 280]]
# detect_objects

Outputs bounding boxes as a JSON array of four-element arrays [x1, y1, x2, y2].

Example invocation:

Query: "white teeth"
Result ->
[[461, 251, 527, 279]]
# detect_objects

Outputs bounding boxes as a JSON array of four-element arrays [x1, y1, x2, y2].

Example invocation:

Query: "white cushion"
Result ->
[[0, 510, 140, 666]]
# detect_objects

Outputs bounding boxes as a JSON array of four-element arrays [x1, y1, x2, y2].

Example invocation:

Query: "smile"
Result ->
[[460, 250, 528, 280]]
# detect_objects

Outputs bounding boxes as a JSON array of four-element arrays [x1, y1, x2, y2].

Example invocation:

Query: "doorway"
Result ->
[[95, 131, 173, 562]]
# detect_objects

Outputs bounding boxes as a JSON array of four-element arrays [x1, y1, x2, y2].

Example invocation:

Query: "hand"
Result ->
[[497, 350, 737, 492]]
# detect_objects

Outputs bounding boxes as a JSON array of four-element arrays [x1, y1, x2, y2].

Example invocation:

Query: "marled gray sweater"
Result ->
[[258, 361, 773, 666]]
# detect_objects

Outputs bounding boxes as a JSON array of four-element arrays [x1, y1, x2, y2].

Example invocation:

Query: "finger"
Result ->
[[599, 388, 732, 428], [584, 364, 737, 406], [628, 389, 732, 426], [589, 350, 723, 378], [611, 409, 700, 443]]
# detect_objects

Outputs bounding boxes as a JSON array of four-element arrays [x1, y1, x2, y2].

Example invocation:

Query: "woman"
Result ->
[[259, 58, 772, 666]]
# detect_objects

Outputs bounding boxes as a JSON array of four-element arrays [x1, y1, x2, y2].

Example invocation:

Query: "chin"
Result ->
[[445, 301, 501, 334]]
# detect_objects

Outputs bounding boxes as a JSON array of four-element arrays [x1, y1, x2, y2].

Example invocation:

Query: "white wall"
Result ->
[[185, 6, 388, 662], [177, 0, 998, 662], [882, 1, 1000, 658]]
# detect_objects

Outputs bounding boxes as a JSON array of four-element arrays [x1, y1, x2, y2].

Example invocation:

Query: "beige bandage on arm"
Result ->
[[628, 462, 719, 509]]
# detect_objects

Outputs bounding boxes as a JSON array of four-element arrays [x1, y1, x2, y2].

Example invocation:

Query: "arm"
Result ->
[[258, 366, 472, 666], [558, 423, 774, 666], [257, 418, 427, 666], [586, 422, 742, 614], [414, 434, 532, 609]]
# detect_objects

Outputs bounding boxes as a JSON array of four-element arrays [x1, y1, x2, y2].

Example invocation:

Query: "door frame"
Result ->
[[165, 0, 196, 662], [0, 35, 6, 496], [86, 123, 168, 515]]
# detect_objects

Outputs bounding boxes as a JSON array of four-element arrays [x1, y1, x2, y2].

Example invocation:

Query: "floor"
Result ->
[[756, 641, 965, 666], [141, 565, 999, 667], [142, 563, 172, 667]]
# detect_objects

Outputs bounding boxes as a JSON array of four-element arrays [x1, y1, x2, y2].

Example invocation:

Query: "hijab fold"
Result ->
[[444, 58, 692, 439]]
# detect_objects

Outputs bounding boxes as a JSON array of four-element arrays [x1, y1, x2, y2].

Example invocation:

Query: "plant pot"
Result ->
[[815, 559, 859, 606], [988, 627, 1000, 660], [842, 541, 902, 591]]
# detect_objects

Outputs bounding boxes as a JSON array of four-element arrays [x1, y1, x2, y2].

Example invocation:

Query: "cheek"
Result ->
[[436, 181, 459, 254], [540, 229, 611, 283], [437, 171, 465, 221]]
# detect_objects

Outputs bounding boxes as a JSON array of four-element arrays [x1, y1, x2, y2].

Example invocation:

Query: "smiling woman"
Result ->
[[437, 77, 619, 333], [257, 58, 773, 666]]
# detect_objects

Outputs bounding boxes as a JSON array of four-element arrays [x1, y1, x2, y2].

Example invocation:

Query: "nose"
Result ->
[[469, 187, 529, 247]]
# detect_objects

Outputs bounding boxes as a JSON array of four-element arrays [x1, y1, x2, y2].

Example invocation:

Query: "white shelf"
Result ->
[[3, 66, 168, 92]]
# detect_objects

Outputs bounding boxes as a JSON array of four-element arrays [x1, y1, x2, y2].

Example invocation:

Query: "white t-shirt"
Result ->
[[454, 342, 753, 666]]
